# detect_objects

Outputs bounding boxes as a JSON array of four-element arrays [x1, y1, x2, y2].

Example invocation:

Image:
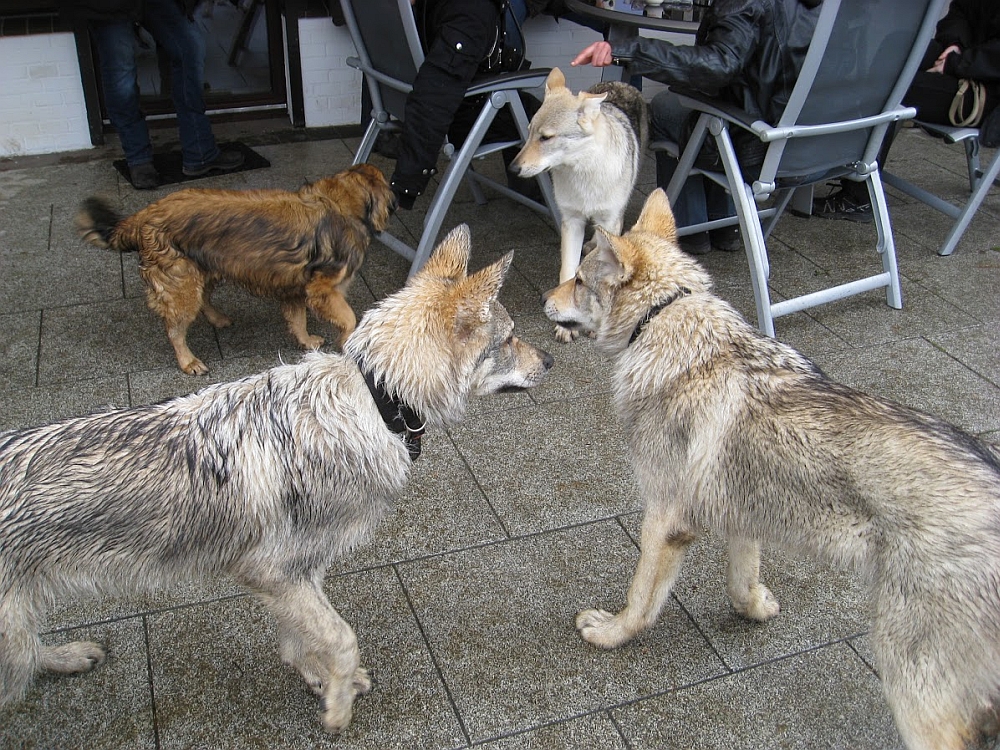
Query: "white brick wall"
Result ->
[[0, 33, 92, 158], [298, 16, 363, 128]]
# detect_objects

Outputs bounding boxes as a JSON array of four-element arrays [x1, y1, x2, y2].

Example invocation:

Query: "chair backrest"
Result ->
[[340, 0, 425, 122], [757, 0, 948, 188]]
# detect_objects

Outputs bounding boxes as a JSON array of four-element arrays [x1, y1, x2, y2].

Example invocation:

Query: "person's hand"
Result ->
[[571, 41, 614, 67], [928, 44, 961, 74]]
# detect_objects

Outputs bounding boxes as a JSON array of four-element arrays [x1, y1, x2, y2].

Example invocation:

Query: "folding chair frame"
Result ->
[[882, 122, 1000, 257], [652, 0, 948, 337], [341, 0, 560, 277]]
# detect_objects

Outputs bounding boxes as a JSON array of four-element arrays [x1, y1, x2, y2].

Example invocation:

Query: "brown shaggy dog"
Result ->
[[76, 163, 396, 375]]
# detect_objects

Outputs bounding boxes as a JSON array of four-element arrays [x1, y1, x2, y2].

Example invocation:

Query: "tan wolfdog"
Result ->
[[542, 189, 1000, 750], [0, 225, 552, 735], [510, 67, 647, 343]]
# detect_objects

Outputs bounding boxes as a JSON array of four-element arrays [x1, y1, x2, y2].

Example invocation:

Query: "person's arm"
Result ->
[[572, 3, 761, 93]]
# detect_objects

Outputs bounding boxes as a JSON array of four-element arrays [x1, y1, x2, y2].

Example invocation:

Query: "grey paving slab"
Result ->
[[38, 297, 221, 384], [398, 522, 728, 743], [812, 335, 1000, 435], [332, 433, 509, 572], [449, 394, 637, 535], [0, 310, 40, 389], [148, 568, 463, 750], [478, 712, 627, 749], [0, 376, 130, 433], [0, 619, 156, 750], [612, 643, 904, 750]]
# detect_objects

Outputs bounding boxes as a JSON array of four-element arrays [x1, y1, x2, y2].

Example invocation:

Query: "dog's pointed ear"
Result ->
[[545, 67, 566, 96], [577, 91, 608, 130], [454, 252, 512, 330], [423, 224, 471, 280], [591, 228, 633, 284], [634, 189, 677, 241]]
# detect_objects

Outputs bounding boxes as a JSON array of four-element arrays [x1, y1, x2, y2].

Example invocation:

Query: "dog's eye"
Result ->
[[538, 134, 553, 142]]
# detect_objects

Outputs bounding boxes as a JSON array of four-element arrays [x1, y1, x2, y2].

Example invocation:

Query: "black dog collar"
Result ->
[[628, 287, 691, 346], [357, 363, 426, 460]]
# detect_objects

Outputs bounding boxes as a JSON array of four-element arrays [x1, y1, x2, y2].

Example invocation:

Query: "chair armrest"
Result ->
[[670, 85, 768, 136], [467, 68, 553, 97]]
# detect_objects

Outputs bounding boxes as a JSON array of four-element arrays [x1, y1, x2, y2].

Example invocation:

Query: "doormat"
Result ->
[[113, 141, 270, 188]]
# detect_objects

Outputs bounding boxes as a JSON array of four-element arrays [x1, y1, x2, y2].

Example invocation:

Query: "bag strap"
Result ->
[[949, 79, 987, 128]]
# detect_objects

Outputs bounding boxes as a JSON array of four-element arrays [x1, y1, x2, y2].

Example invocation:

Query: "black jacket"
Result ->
[[936, 0, 1000, 84], [611, 0, 821, 125]]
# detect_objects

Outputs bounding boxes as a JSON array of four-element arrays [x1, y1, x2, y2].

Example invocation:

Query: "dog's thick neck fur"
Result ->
[[344, 225, 512, 430]]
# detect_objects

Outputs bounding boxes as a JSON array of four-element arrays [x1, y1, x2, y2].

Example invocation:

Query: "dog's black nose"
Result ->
[[541, 350, 555, 370]]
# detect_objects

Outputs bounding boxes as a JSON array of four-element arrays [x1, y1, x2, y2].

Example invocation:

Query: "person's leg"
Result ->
[[141, 0, 242, 174], [90, 19, 160, 186], [392, 0, 500, 208], [650, 90, 715, 253]]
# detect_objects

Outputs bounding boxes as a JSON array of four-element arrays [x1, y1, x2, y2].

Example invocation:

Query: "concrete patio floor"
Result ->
[[0, 118, 998, 749]]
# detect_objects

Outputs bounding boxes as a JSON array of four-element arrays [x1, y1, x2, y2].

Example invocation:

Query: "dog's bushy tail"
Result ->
[[75, 197, 135, 252]]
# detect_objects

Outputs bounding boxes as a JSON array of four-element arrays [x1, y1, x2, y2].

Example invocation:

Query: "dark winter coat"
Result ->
[[936, 0, 1000, 84], [610, 0, 822, 125]]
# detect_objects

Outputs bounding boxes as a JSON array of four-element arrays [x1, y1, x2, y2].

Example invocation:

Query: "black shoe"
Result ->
[[182, 148, 245, 177], [812, 188, 873, 223], [709, 226, 742, 252], [679, 231, 712, 255], [129, 162, 162, 190]]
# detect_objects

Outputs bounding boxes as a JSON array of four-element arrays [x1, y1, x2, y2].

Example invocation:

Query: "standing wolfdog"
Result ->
[[0, 225, 552, 734], [542, 189, 1000, 750], [510, 67, 647, 343]]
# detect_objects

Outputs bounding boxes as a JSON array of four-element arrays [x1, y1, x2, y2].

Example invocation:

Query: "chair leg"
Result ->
[[867, 172, 903, 310], [939, 145, 1000, 256], [406, 96, 503, 278], [353, 119, 380, 166]]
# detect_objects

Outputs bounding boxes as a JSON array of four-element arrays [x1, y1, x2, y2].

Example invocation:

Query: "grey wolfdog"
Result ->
[[509, 67, 647, 343], [542, 189, 1000, 750], [0, 225, 552, 734]]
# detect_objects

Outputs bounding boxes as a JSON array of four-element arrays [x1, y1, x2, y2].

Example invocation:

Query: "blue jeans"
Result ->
[[90, 0, 219, 170], [650, 90, 732, 227]]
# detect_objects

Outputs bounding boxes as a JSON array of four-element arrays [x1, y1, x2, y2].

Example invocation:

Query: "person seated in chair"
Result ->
[[386, 0, 568, 209], [814, 0, 1000, 223], [571, 0, 822, 255]]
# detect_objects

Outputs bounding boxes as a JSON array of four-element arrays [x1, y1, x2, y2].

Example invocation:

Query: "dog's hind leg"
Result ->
[[305, 275, 356, 350], [142, 256, 210, 375], [725, 536, 780, 621], [200, 279, 232, 329], [251, 578, 368, 735], [280, 301, 325, 351], [577, 504, 696, 649]]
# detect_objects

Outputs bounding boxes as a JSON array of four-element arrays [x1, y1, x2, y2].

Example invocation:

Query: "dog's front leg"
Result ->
[[252, 579, 370, 734], [554, 215, 588, 343], [725, 536, 780, 621], [577, 505, 696, 649]]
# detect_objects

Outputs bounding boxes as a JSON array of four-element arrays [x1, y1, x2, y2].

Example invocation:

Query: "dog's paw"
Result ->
[[319, 698, 354, 735], [732, 583, 780, 622], [181, 357, 209, 376], [575, 608, 629, 649], [554, 324, 579, 344], [300, 334, 325, 351], [352, 666, 372, 696], [39, 641, 107, 674]]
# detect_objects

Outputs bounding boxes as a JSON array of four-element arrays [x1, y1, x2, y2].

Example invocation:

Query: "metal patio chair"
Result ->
[[882, 121, 1000, 257], [341, 0, 559, 277], [650, 0, 948, 336]]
